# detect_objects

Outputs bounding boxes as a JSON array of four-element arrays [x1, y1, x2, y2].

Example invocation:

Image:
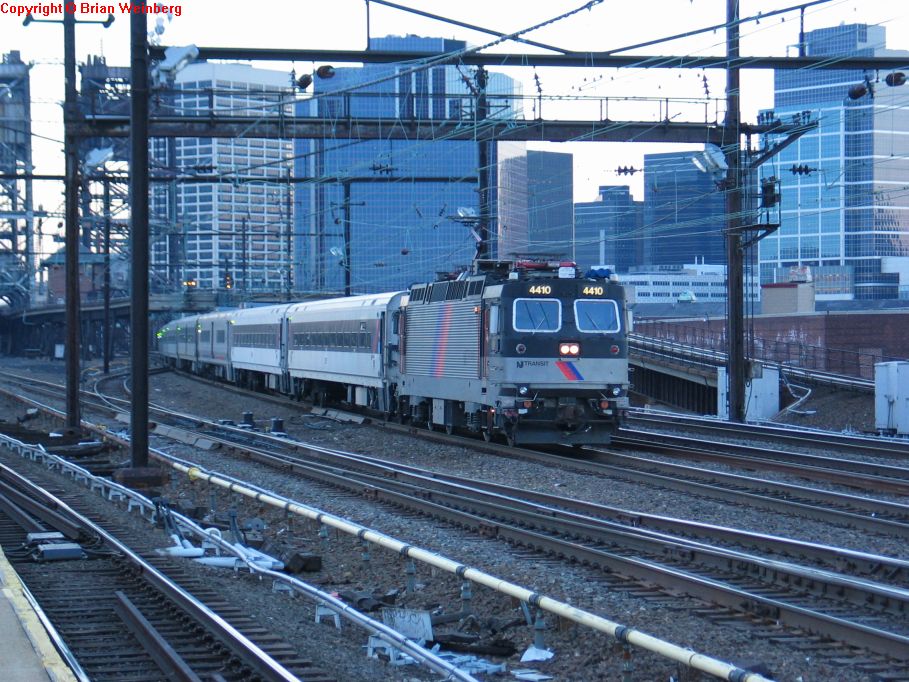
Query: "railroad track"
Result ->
[[140, 422, 909, 667], [45, 381, 908, 670], [6, 367, 909, 676], [627, 409, 909, 461], [0, 459, 331, 682], [5, 369, 909, 542], [611, 430, 909, 496]]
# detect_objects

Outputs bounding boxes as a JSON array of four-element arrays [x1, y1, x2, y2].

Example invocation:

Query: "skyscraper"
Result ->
[[294, 35, 523, 294], [150, 62, 293, 293], [643, 151, 726, 267], [574, 185, 643, 271], [527, 150, 573, 258], [759, 24, 909, 300]]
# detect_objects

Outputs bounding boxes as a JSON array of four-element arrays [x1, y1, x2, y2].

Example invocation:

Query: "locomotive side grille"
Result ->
[[405, 300, 480, 378]]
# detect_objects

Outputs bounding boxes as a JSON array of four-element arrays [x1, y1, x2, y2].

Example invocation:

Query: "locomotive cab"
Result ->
[[484, 260, 629, 445]]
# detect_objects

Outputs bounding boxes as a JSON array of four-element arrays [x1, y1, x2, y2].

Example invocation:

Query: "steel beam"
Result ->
[[129, 11, 150, 468], [725, 0, 745, 423], [63, 12, 81, 431], [75, 117, 729, 144], [148, 46, 909, 71]]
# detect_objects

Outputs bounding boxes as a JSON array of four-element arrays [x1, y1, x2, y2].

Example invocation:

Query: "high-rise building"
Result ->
[[574, 186, 643, 271], [527, 150, 573, 258], [151, 62, 293, 293], [294, 35, 523, 294], [759, 24, 909, 300], [643, 151, 726, 267]]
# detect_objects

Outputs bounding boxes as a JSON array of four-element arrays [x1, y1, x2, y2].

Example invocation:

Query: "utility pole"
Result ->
[[128, 9, 150, 468], [475, 66, 490, 261], [343, 181, 351, 296], [285, 174, 293, 299], [103, 177, 111, 375], [338, 180, 365, 296], [24, 9, 112, 429], [63, 11, 81, 431], [241, 215, 248, 294], [724, 0, 746, 423]]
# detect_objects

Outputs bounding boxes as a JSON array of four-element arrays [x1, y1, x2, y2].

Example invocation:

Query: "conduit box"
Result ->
[[26, 532, 66, 544], [34, 543, 84, 561]]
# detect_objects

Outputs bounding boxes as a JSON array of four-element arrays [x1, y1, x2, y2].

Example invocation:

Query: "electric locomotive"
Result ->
[[392, 258, 629, 444]]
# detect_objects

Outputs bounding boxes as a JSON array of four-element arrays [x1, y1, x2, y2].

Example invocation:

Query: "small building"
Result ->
[[41, 245, 128, 305], [623, 263, 760, 305], [761, 282, 816, 314]]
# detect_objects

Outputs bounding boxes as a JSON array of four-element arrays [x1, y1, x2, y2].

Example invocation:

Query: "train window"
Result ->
[[216, 330, 226, 343], [512, 299, 561, 333], [575, 300, 621, 333]]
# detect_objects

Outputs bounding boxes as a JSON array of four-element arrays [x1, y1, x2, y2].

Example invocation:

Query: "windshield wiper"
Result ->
[[585, 311, 601, 330]]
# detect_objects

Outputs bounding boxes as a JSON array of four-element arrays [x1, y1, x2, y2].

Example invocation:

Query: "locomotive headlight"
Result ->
[[611, 386, 622, 396], [559, 342, 580, 356], [518, 385, 529, 396]]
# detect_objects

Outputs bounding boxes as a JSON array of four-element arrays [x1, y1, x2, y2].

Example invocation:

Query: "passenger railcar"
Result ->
[[229, 304, 292, 391], [286, 292, 404, 410], [196, 311, 233, 379], [156, 259, 629, 445]]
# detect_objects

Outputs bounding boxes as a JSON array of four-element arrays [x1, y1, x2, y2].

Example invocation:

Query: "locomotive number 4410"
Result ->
[[582, 286, 604, 295], [528, 285, 552, 295]]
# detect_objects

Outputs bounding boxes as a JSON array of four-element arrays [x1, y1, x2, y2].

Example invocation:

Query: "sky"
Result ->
[[2, 0, 908, 226]]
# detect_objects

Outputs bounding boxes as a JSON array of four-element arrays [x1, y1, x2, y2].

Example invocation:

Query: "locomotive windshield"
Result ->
[[513, 298, 561, 332], [574, 300, 621, 333]]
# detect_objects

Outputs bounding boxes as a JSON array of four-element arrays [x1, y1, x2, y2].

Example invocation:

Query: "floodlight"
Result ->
[[152, 45, 199, 87], [84, 146, 114, 170]]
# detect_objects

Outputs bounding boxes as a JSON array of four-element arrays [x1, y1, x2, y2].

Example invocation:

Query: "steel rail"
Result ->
[[2, 378, 908, 542], [0, 462, 301, 682], [262, 451, 909, 616], [169, 452, 909, 663], [627, 410, 909, 459], [116, 408, 909, 582], [611, 433, 909, 495]]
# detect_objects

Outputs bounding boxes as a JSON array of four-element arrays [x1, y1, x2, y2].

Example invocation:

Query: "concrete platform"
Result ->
[[0, 546, 77, 681]]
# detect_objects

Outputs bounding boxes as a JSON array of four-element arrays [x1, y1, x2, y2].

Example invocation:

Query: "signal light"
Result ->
[[885, 72, 907, 88]]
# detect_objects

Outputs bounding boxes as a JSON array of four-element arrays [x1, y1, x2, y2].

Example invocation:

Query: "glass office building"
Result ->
[[643, 151, 726, 267], [574, 186, 643, 272], [294, 35, 523, 294], [759, 24, 909, 299], [527, 150, 574, 259]]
